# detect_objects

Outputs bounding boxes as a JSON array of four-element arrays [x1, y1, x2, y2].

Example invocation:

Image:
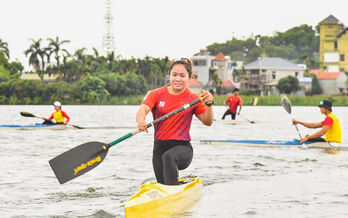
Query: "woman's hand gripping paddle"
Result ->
[[49, 98, 202, 184]]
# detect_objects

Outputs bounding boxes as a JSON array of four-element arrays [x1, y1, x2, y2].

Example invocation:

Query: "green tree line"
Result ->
[[0, 36, 172, 104], [0, 24, 325, 105], [206, 24, 320, 69]]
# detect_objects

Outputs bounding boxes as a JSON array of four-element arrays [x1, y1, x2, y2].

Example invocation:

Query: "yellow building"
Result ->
[[319, 15, 348, 72]]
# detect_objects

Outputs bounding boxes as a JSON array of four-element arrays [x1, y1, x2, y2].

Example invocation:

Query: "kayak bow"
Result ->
[[124, 177, 203, 218]]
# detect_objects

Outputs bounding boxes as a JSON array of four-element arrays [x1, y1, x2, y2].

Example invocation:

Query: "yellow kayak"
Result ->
[[124, 177, 203, 218]]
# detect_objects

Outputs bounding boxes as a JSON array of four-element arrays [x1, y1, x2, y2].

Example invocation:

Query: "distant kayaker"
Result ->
[[42, 101, 70, 125], [221, 88, 242, 120], [292, 100, 341, 144], [136, 58, 214, 185]]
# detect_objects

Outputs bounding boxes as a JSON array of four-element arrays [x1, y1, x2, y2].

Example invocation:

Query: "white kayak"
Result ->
[[200, 139, 348, 151]]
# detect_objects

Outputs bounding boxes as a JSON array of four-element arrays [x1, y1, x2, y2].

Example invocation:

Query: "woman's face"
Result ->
[[169, 64, 190, 92], [54, 105, 60, 111]]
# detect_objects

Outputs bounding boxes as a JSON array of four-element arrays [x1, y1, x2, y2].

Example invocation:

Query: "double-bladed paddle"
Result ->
[[239, 97, 258, 123], [280, 96, 302, 140], [49, 98, 202, 184], [20, 111, 84, 129], [239, 114, 255, 124]]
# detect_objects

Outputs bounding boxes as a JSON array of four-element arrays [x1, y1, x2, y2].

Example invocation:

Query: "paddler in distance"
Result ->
[[221, 88, 242, 120], [136, 58, 214, 185], [42, 101, 70, 125], [292, 100, 341, 144]]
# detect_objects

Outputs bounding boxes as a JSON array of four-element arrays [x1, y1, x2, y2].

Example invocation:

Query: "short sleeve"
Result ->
[[141, 89, 160, 110], [194, 101, 207, 116], [322, 116, 333, 127]]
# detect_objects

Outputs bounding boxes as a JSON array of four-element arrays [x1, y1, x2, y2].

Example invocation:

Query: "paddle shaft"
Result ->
[[49, 98, 203, 184], [239, 114, 254, 123], [293, 121, 302, 139], [108, 98, 202, 147], [289, 114, 303, 140], [280, 96, 302, 140]]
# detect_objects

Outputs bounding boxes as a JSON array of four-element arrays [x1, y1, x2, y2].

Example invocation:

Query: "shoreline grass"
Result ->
[[3, 95, 347, 106]]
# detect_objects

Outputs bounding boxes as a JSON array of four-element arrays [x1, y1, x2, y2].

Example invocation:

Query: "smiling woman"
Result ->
[[136, 58, 214, 185]]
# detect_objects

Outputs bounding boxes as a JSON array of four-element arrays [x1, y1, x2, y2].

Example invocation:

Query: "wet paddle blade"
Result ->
[[280, 96, 291, 114], [49, 141, 109, 184], [20, 112, 36, 118], [68, 124, 85, 129]]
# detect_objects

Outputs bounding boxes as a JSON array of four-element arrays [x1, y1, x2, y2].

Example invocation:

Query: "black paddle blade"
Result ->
[[49, 141, 109, 184], [20, 112, 36, 117], [280, 96, 291, 114], [68, 124, 85, 129]]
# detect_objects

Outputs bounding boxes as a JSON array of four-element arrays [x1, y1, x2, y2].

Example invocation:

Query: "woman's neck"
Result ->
[[168, 86, 186, 95]]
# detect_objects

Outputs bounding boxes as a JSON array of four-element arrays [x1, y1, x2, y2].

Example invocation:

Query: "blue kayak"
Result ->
[[200, 139, 348, 150], [0, 123, 68, 130], [200, 139, 310, 146]]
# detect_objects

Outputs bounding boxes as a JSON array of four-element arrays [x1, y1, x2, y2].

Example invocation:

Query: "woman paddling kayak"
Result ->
[[42, 101, 70, 125], [136, 58, 214, 185]]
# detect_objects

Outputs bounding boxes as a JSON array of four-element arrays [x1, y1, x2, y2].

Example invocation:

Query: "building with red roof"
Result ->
[[189, 78, 203, 95], [213, 52, 228, 61], [220, 80, 235, 89], [309, 69, 347, 95], [191, 49, 242, 94], [211, 52, 233, 82]]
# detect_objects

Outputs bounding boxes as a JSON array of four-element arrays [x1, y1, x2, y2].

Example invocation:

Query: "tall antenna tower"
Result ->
[[103, 0, 115, 56]]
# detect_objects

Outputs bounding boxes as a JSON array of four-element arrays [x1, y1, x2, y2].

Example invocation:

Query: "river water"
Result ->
[[0, 105, 348, 218]]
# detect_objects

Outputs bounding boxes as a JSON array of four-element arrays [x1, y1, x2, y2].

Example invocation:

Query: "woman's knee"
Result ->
[[162, 151, 175, 166]]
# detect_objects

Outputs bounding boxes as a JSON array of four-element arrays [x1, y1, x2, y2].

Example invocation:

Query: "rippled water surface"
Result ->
[[1, 105, 348, 217]]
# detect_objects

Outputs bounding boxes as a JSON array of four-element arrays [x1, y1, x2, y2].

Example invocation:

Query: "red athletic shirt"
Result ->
[[142, 86, 206, 141], [226, 95, 242, 113], [322, 116, 333, 126]]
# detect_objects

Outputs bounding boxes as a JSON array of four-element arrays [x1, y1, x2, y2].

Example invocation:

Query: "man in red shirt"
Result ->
[[222, 88, 242, 120]]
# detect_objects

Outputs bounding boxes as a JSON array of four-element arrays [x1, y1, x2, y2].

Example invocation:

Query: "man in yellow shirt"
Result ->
[[292, 100, 341, 144]]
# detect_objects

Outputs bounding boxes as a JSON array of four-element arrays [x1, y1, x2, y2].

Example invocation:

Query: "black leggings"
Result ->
[[307, 137, 326, 142], [42, 120, 63, 124], [222, 109, 236, 120], [153, 140, 193, 185]]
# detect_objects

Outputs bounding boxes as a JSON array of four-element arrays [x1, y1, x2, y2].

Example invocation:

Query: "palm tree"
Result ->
[[0, 38, 10, 59], [74, 48, 87, 64], [24, 39, 46, 76], [47, 36, 70, 68], [92, 47, 99, 59]]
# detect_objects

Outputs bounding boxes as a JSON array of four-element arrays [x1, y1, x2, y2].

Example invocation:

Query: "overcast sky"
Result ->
[[1, 0, 347, 69]]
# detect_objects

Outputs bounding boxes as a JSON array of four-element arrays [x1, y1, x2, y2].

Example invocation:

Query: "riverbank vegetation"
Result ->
[[0, 25, 346, 106]]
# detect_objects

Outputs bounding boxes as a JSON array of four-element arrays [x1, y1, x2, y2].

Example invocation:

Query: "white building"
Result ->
[[243, 57, 306, 95], [310, 69, 348, 95], [296, 77, 313, 95], [191, 49, 242, 89], [191, 48, 214, 85], [211, 52, 233, 82]]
